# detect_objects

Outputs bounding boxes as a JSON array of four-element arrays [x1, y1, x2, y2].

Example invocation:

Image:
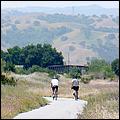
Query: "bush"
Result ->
[[28, 65, 44, 73], [93, 72, 105, 79], [111, 58, 119, 76], [61, 36, 68, 41], [1, 74, 17, 86], [81, 76, 91, 84], [1, 59, 6, 73], [15, 67, 28, 74], [47, 71, 57, 78], [88, 59, 116, 79], [4, 62, 15, 72], [15, 65, 57, 78], [68, 67, 81, 78], [1, 59, 16, 73], [110, 76, 115, 81]]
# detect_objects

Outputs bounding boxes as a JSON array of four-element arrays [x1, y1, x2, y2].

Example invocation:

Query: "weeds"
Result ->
[[78, 88, 119, 119], [1, 78, 48, 119]]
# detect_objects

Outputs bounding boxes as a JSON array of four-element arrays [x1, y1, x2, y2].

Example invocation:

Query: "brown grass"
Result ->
[[77, 79, 119, 119], [1, 73, 49, 119], [1, 72, 119, 119]]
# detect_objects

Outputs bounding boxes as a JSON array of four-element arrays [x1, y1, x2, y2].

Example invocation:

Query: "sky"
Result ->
[[1, 1, 119, 9]]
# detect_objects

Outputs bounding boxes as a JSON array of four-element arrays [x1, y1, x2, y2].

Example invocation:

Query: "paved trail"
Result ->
[[14, 97, 87, 119]]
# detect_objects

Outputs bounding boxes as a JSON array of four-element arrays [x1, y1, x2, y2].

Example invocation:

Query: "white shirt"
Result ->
[[51, 79, 58, 86], [72, 78, 79, 86], [72, 78, 78, 82]]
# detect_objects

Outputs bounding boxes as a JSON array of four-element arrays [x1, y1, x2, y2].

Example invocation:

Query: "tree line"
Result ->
[[1, 44, 64, 69]]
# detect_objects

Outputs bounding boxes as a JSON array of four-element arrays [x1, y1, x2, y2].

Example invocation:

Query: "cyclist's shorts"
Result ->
[[72, 86, 79, 91], [52, 85, 58, 92]]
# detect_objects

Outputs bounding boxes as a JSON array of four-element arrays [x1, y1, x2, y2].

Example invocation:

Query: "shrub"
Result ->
[[1, 74, 17, 86], [81, 76, 91, 84], [15, 65, 57, 78], [48, 71, 57, 78], [111, 58, 119, 76], [1, 59, 6, 73], [61, 36, 68, 41], [110, 76, 115, 81], [88, 59, 116, 79], [68, 67, 81, 78], [15, 67, 28, 74], [4, 62, 16, 72]]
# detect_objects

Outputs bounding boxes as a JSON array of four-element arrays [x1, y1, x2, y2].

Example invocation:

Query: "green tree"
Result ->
[[1, 59, 6, 73], [89, 59, 108, 73], [88, 59, 115, 79], [102, 65, 115, 78], [2, 44, 64, 69], [41, 44, 63, 67], [5, 46, 22, 64], [69, 67, 81, 78], [4, 62, 15, 72], [111, 58, 119, 76]]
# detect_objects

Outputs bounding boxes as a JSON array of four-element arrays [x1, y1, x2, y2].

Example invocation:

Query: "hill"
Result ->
[[2, 5, 118, 16], [1, 7, 119, 64]]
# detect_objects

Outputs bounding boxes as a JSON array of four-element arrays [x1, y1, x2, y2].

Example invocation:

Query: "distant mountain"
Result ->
[[1, 7, 119, 65], [2, 4, 119, 16]]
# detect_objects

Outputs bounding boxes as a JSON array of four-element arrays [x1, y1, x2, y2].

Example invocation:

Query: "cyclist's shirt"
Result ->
[[72, 79, 79, 86], [51, 79, 58, 87]]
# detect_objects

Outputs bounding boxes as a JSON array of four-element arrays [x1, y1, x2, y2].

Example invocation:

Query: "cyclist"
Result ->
[[71, 75, 79, 100], [51, 76, 59, 100]]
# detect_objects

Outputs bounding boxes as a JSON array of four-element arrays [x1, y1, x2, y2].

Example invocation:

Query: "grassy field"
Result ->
[[78, 80, 119, 119], [1, 72, 119, 119], [1, 72, 50, 119]]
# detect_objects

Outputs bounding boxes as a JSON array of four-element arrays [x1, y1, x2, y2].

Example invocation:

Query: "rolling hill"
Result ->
[[1, 6, 119, 65]]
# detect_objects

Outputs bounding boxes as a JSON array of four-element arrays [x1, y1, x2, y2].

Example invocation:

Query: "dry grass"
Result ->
[[1, 73, 49, 119], [1, 72, 119, 119], [51, 76, 119, 119], [77, 79, 119, 119]]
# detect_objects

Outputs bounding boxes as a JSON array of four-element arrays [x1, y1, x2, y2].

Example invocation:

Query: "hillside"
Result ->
[[1, 8, 119, 64]]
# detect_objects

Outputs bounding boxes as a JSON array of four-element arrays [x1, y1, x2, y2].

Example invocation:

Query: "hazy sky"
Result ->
[[1, 1, 119, 9]]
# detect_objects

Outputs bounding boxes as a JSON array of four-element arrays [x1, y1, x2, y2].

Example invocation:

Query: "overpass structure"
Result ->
[[48, 65, 88, 74]]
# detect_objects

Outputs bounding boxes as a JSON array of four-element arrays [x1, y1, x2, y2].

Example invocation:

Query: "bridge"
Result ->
[[48, 65, 88, 74]]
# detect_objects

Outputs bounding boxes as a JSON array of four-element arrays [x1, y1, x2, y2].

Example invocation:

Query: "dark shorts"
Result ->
[[52, 85, 58, 92], [72, 86, 79, 91]]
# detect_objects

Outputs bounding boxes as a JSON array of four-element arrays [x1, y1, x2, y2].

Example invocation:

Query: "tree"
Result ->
[[102, 65, 115, 78], [5, 46, 22, 64], [41, 44, 64, 67], [88, 59, 108, 73], [2, 44, 64, 69], [111, 58, 119, 76], [4, 62, 15, 72], [88, 59, 115, 79], [1, 59, 6, 73], [1, 50, 8, 61], [69, 67, 81, 78]]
